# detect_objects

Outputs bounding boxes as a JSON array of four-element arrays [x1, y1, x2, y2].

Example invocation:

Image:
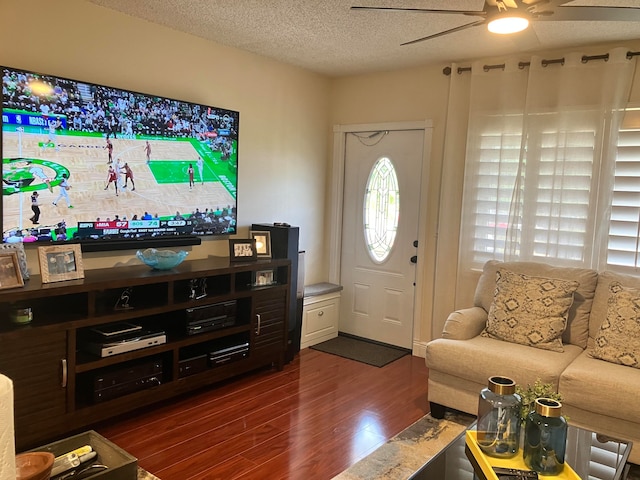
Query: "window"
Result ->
[[363, 157, 399, 263], [455, 51, 636, 287], [465, 124, 521, 267], [463, 109, 621, 270], [607, 109, 640, 271]]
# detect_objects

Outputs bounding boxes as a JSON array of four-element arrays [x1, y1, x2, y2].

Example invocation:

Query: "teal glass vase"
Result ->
[[524, 398, 567, 475], [477, 376, 521, 458]]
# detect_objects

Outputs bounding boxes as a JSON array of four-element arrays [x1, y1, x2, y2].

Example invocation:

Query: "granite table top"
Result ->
[[332, 412, 474, 480], [138, 467, 160, 479]]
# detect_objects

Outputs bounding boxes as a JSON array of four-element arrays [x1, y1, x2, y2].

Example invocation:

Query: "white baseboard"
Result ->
[[412, 341, 427, 358]]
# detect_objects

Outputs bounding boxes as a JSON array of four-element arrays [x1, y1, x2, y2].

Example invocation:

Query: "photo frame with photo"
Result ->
[[249, 230, 272, 258], [228, 239, 257, 262], [0, 242, 29, 280], [0, 252, 25, 290], [252, 268, 276, 287], [38, 244, 85, 283]]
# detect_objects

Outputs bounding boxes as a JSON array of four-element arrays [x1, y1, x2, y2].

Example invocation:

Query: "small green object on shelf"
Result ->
[[515, 379, 563, 424], [136, 248, 188, 270]]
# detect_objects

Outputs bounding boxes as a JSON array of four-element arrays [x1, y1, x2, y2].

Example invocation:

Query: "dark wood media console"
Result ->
[[0, 256, 290, 451]]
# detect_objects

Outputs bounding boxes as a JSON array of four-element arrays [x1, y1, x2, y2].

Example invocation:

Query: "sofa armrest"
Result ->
[[441, 306, 487, 340]]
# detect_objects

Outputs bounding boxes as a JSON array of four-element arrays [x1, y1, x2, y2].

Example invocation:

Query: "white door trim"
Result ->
[[329, 120, 433, 355]]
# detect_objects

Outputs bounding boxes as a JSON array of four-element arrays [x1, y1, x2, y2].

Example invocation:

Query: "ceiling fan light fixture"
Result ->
[[487, 15, 529, 34]]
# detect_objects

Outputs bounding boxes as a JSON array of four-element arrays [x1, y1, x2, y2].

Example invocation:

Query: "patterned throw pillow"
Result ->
[[482, 268, 579, 352], [591, 282, 640, 369]]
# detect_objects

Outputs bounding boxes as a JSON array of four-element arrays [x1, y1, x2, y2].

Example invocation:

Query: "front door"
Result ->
[[339, 128, 425, 349]]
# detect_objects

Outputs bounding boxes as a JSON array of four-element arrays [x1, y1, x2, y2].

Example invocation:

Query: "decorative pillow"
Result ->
[[482, 268, 579, 352], [591, 282, 640, 369]]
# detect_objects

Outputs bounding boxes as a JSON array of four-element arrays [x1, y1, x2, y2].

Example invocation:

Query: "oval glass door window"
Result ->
[[364, 157, 399, 263]]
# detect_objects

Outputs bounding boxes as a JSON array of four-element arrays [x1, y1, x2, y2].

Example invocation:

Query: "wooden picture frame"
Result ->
[[38, 244, 85, 283], [252, 268, 276, 287], [0, 252, 25, 290], [0, 242, 29, 280], [250, 230, 272, 258], [229, 239, 257, 262]]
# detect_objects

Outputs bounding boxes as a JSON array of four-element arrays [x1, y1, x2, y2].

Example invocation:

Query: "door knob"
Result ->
[[410, 255, 417, 264]]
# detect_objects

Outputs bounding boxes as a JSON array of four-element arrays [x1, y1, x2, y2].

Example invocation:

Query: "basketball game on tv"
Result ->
[[1, 65, 239, 247]]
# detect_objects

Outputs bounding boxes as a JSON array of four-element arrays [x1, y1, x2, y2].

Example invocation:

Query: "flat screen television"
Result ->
[[2, 65, 238, 251]]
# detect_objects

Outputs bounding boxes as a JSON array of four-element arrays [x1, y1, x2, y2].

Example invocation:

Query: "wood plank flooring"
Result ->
[[95, 348, 429, 480]]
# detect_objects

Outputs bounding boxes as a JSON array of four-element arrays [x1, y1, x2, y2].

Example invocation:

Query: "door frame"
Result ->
[[328, 121, 433, 355]]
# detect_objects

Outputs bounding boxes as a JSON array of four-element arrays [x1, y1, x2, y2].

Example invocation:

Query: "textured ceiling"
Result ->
[[86, 0, 640, 77]]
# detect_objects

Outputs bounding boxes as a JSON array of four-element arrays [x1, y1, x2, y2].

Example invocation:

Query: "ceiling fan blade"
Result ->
[[401, 19, 486, 46], [535, 5, 640, 22], [350, 6, 486, 18]]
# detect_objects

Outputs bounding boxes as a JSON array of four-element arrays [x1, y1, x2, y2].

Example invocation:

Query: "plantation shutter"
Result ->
[[464, 114, 597, 269], [607, 109, 640, 270]]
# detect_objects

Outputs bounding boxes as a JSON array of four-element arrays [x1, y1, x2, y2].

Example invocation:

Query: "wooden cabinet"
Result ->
[[0, 328, 68, 445], [0, 256, 290, 450], [301, 283, 342, 349]]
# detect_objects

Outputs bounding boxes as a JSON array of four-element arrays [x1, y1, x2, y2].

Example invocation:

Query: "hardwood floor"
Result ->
[[95, 348, 429, 480]]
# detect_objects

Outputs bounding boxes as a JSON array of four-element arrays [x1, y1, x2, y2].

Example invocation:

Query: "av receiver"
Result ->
[[185, 300, 237, 335], [92, 358, 163, 403]]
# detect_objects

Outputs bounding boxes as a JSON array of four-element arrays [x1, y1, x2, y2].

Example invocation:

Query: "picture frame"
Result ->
[[0, 242, 29, 280], [250, 230, 272, 258], [228, 239, 257, 262], [252, 268, 276, 287], [38, 244, 85, 283], [0, 252, 25, 290]]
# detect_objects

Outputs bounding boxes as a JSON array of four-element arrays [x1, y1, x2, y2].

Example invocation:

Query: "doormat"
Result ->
[[310, 334, 409, 367]]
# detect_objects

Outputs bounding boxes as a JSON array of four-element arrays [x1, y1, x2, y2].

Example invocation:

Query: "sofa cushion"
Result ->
[[481, 268, 579, 352], [591, 270, 640, 345], [474, 260, 598, 348], [590, 282, 640, 368], [425, 336, 583, 391], [559, 350, 640, 423]]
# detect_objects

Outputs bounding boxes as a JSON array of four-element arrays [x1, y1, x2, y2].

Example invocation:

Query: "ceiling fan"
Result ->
[[351, 1, 640, 46]]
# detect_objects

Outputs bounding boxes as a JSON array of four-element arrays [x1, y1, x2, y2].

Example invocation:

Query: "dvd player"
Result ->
[[186, 301, 237, 335], [209, 341, 249, 367], [82, 329, 167, 358], [186, 316, 236, 335]]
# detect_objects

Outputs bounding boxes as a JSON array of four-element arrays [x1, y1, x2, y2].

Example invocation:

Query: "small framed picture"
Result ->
[[0, 242, 29, 280], [0, 252, 25, 290], [250, 230, 272, 258], [229, 239, 257, 262], [253, 269, 276, 287], [38, 244, 85, 283]]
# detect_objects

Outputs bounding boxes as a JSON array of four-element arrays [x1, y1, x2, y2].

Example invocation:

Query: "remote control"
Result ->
[[493, 467, 539, 479]]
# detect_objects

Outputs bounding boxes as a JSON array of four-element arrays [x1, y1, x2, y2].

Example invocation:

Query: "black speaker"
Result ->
[[251, 223, 300, 363]]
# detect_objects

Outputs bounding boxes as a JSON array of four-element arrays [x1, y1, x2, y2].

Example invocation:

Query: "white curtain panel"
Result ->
[[450, 47, 636, 307]]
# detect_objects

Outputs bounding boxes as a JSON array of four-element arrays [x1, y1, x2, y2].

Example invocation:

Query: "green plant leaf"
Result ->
[[515, 379, 563, 424]]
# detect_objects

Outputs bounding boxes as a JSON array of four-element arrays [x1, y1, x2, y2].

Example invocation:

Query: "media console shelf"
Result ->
[[0, 256, 290, 451]]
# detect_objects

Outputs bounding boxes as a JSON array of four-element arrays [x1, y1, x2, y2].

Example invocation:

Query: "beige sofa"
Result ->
[[425, 260, 640, 464]]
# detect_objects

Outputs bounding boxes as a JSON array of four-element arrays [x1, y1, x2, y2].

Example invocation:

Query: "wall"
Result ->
[[0, 0, 331, 285], [330, 39, 640, 344]]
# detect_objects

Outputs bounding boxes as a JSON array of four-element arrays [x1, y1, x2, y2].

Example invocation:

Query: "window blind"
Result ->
[[608, 127, 640, 270]]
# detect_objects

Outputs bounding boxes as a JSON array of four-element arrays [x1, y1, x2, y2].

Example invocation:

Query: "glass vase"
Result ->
[[524, 398, 567, 475], [477, 376, 521, 458]]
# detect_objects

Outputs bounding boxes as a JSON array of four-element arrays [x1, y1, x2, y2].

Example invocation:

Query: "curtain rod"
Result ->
[[443, 50, 640, 76]]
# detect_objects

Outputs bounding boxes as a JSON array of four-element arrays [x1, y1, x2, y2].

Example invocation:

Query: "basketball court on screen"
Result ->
[[2, 128, 236, 237]]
